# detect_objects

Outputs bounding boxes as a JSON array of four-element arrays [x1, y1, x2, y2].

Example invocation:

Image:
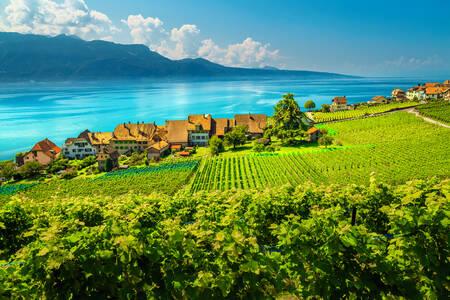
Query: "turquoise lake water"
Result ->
[[0, 77, 442, 160]]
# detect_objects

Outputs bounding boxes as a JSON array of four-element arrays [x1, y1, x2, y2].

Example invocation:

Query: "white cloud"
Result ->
[[198, 37, 279, 68], [122, 14, 280, 67], [0, 0, 119, 40], [384, 55, 444, 69]]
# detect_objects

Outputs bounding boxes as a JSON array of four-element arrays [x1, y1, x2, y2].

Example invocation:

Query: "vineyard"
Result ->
[[0, 183, 38, 196], [0, 179, 448, 298], [0, 161, 199, 203], [191, 112, 450, 191], [93, 160, 200, 181], [415, 101, 450, 125], [311, 101, 418, 122]]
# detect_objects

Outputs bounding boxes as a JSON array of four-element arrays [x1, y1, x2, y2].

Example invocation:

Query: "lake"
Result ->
[[0, 77, 442, 161]]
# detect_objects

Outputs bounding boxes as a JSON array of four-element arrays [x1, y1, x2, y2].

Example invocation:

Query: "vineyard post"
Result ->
[[351, 207, 357, 226]]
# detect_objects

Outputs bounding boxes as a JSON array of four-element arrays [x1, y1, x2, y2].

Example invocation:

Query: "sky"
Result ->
[[0, 0, 449, 77]]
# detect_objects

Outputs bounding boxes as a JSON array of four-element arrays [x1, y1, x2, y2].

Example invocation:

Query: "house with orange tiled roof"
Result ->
[[423, 83, 440, 87], [443, 80, 450, 87], [20, 138, 61, 166], [371, 96, 389, 104], [62, 137, 97, 159], [331, 96, 350, 112], [187, 114, 212, 146], [425, 87, 445, 99], [406, 85, 426, 100], [232, 113, 267, 138], [146, 140, 170, 161], [307, 127, 322, 142], [110, 121, 166, 155], [391, 89, 406, 101]]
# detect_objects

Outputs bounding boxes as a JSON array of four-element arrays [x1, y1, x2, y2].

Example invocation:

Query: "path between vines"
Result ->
[[406, 108, 450, 129]]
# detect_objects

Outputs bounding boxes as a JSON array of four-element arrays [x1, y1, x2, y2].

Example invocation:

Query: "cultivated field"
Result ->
[[311, 101, 418, 122], [416, 101, 450, 125], [191, 112, 450, 191]]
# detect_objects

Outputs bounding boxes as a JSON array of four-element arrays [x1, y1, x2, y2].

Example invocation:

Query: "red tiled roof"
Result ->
[[307, 127, 319, 134], [170, 144, 182, 150], [166, 120, 189, 144], [212, 118, 230, 136], [31, 138, 61, 158], [233, 114, 267, 134], [187, 114, 212, 131], [178, 151, 190, 156], [332, 96, 348, 104]]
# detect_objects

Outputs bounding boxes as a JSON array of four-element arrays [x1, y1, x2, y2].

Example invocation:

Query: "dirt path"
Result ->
[[406, 108, 450, 129]]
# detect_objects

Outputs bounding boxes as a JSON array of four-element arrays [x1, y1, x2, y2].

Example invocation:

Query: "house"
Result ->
[[146, 140, 170, 161], [166, 120, 189, 147], [96, 146, 119, 171], [371, 96, 389, 104], [86, 131, 113, 153], [212, 118, 232, 138], [445, 90, 450, 101], [187, 114, 212, 146], [110, 121, 166, 155], [20, 138, 61, 166], [307, 127, 322, 143], [425, 87, 445, 99], [443, 80, 450, 87], [406, 86, 426, 100], [391, 89, 406, 101], [232, 113, 267, 138], [330, 96, 349, 112], [62, 137, 97, 159]]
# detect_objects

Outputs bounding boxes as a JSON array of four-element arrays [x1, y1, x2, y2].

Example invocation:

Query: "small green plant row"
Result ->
[[311, 101, 418, 122], [0, 183, 39, 196], [92, 160, 200, 181]]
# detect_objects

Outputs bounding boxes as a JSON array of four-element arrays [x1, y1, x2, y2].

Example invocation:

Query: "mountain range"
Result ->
[[0, 32, 355, 81]]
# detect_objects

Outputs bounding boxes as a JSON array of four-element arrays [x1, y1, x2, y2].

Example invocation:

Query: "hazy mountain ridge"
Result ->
[[0, 32, 356, 80]]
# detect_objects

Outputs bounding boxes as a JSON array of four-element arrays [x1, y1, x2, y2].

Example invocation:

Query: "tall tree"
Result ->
[[304, 100, 316, 111], [266, 93, 308, 145], [224, 125, 248, 149]]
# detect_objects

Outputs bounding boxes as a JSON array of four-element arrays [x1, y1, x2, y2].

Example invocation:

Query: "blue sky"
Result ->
[[0, 0, 449, 76]]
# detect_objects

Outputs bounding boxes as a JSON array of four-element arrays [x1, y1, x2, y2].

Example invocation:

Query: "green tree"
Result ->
[[252, 143, 265, 153], [20, 161, 42, 178], [267, 93, 308, 145], [208, 135, 224, 156], [224, 125, 247, 149], [304, 100, 316, 111], [321, 104, 331, 112], [319, 135, 334, 148], [46, 158, 69, 174], [0, 162, 17, 181], [80, 156, 97, 169], [105, 158, 113, 172]]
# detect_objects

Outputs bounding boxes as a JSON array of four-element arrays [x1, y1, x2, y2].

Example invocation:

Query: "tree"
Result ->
[[224, 125, 247, 149], [20, 161, 42, 178], [321, 104, 331, 112], [253, 143, 265, 153], [0, 162, 17, 181], [208, 135, 224, 156], [105, 158, 113, 172], [46, 158, 69, 174], [319, 135, 334, 148], [304, 100, 316, 111], [268, 93, 308, 145]]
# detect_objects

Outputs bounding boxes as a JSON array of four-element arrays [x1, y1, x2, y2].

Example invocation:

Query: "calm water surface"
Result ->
[[0, 77, 441, 160]]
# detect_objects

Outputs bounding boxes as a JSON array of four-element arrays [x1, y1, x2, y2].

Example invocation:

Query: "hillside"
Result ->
[[0, 32, 354, 81]]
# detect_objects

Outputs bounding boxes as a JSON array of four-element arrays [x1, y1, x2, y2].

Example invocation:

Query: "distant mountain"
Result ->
[[0, 32, 356, 81]]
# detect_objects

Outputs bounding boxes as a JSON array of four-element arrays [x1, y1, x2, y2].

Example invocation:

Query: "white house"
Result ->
[[62, 138, 97, 159]]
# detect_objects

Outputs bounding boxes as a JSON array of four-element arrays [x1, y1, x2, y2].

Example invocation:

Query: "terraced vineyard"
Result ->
[[191, 112, 450, 191], [311, 101, 418, 122], [415, 101, 450, 125]]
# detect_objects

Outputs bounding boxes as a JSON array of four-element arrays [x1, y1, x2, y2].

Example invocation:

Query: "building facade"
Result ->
[[110, 122, 166, 155], [62, 138, 97, 159]]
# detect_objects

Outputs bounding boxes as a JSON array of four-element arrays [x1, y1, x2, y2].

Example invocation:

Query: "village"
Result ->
[[1, 79, 448, 182]]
